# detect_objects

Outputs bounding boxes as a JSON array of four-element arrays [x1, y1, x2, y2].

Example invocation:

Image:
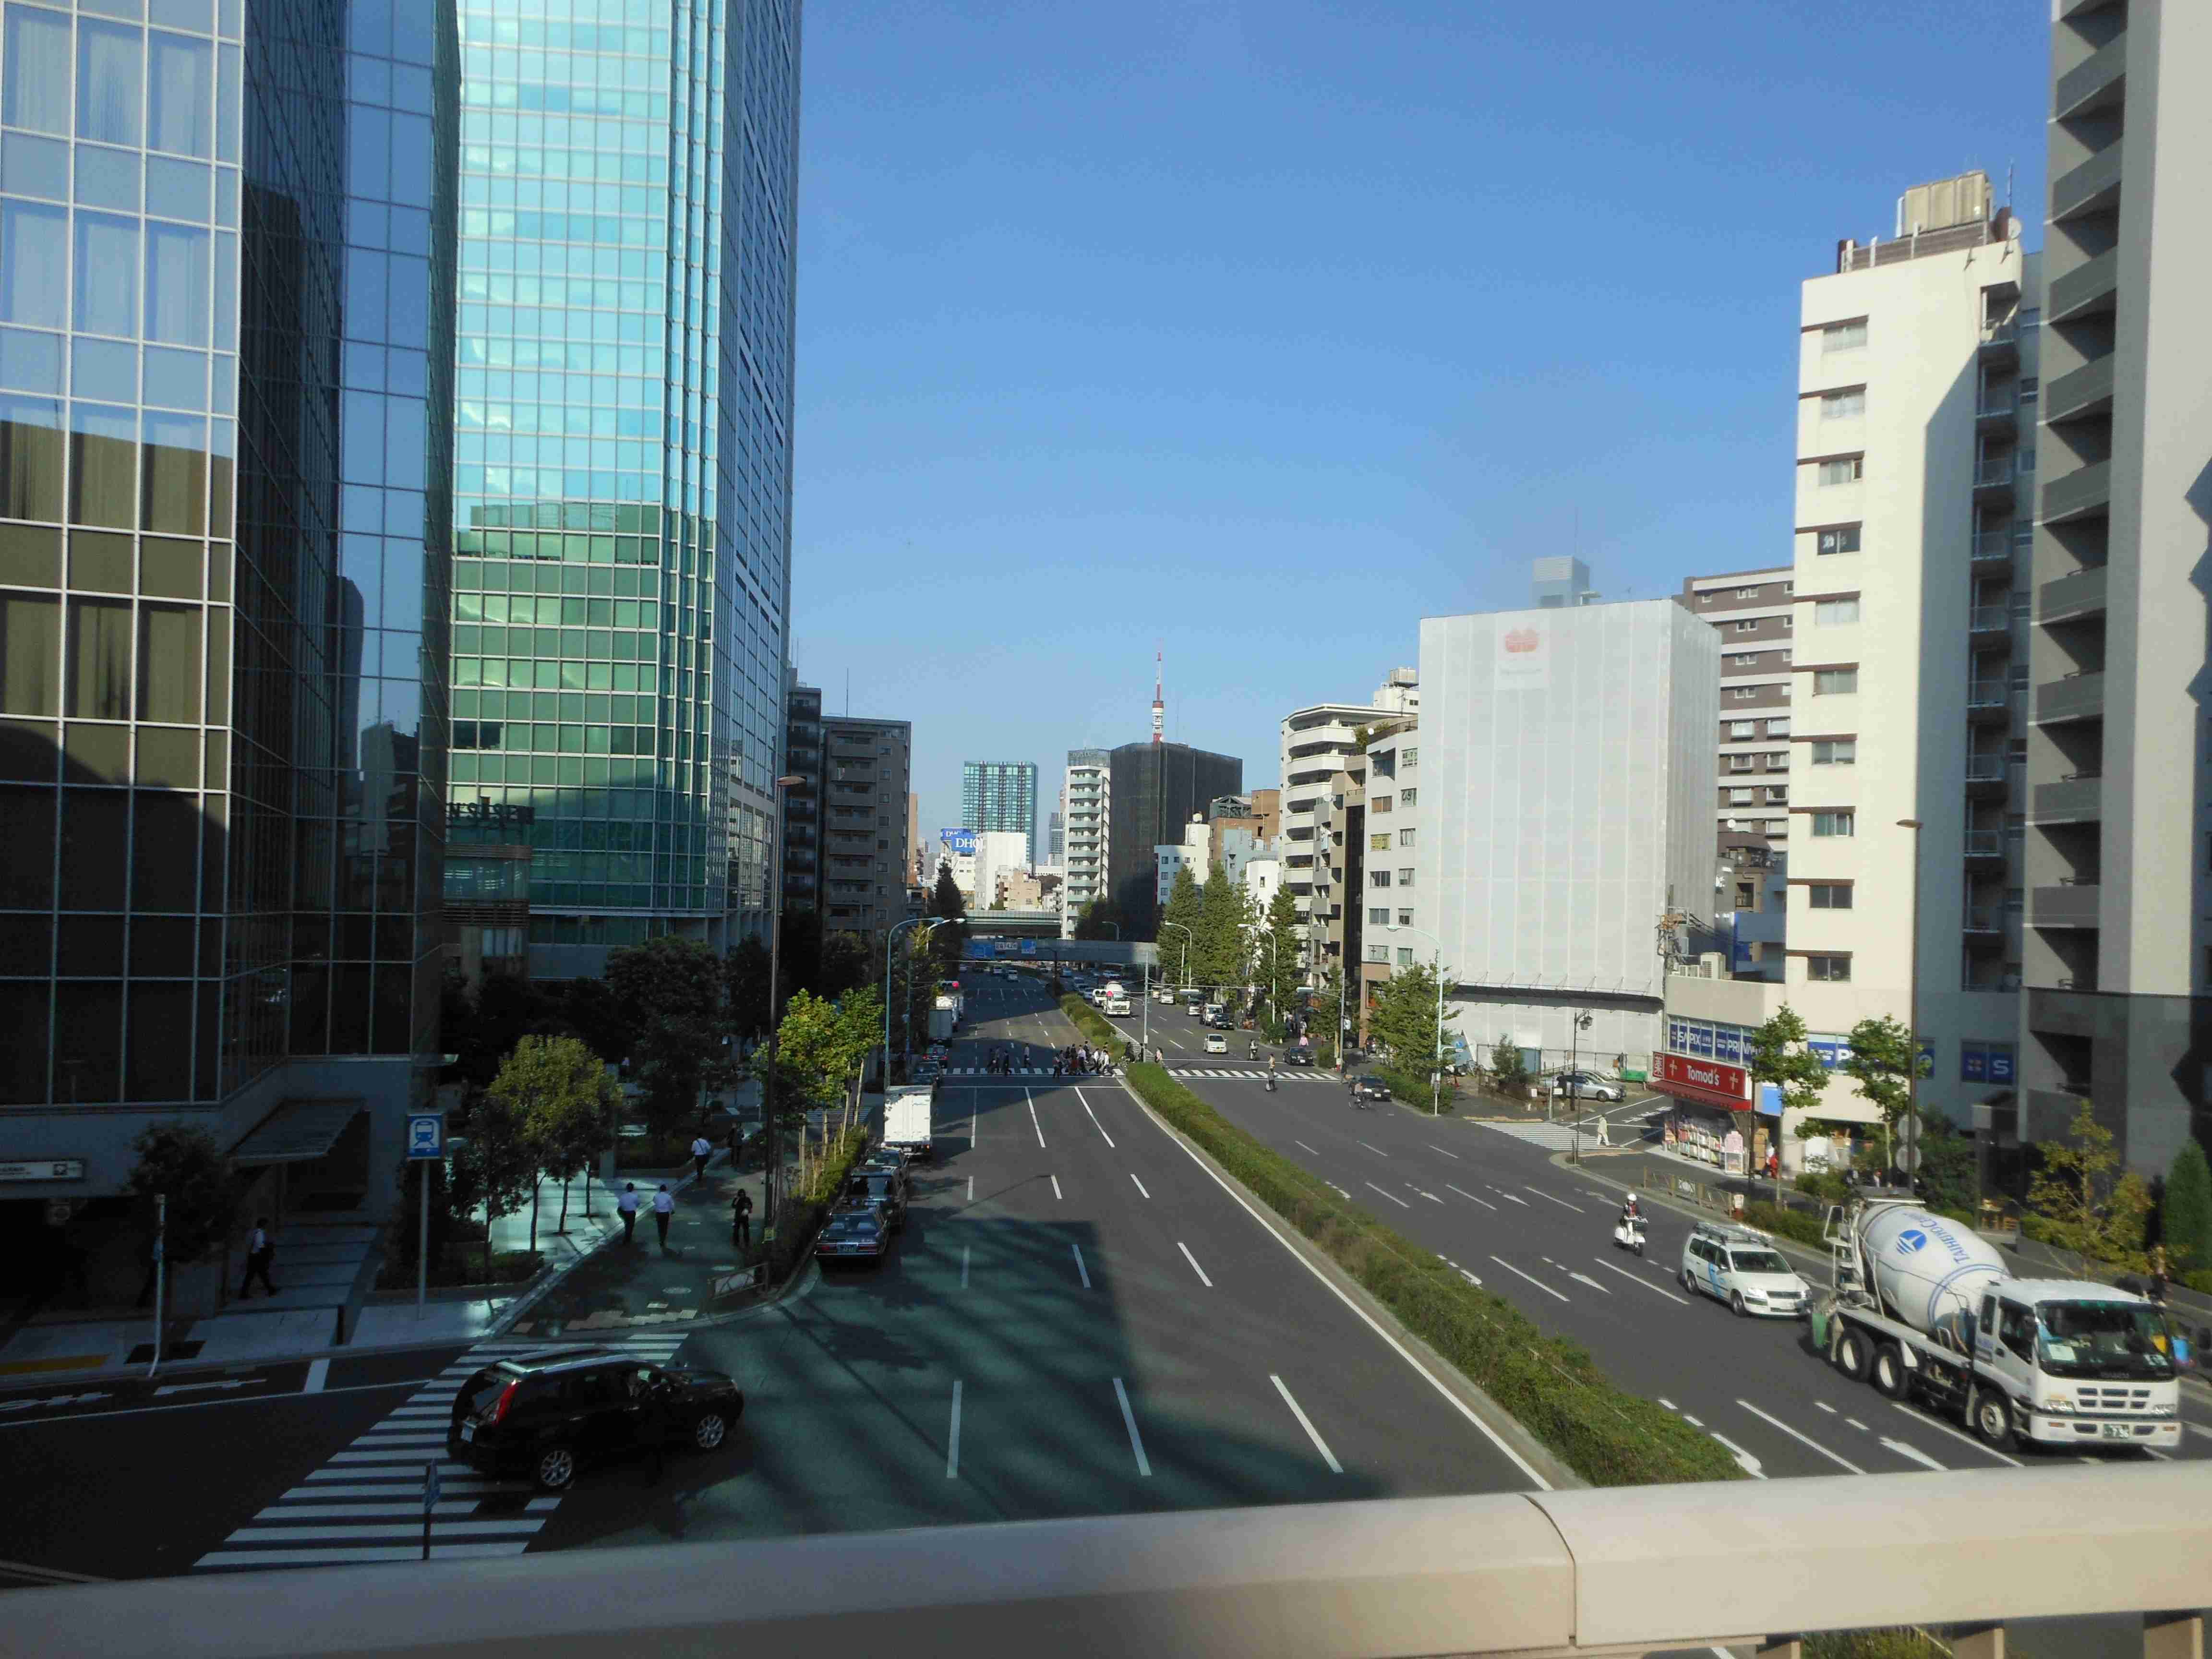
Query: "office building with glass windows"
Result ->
[[960, 759, 1035, 867], [0, 0, 459, 1227], [443, 0, 801, 979]]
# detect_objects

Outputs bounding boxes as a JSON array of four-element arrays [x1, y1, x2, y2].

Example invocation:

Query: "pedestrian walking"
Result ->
[[690, 1132, 713, 1181], [238, 1216, 278, 1298], [653, 1182, 675, 1253], [2151, 1242, 2170, 1304], [732, 1188, 753, 1250], [617, 1182, 640, 1246]]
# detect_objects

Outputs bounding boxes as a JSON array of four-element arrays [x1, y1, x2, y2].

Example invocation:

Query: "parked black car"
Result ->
[[447, 1348, 743, 1492], [817, 1208, 890, 1267], [1283, 1048, 1316, 1068], [842, 1169, 907, 1231], [1349, 1076, 1392, 1103]]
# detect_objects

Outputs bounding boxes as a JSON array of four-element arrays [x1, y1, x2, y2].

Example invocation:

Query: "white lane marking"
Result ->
[[1271, 1374, 1343, 1474], [969, 1113, 977, 1142], [1358, 1140, 1387, 1157], [1493, 1189, 1532, 1208], [1738, 1399, 1866, 1473], [1130, 1173, 1150, 1199], [1458, 1269, 1482, 1286], [1846, 1418, 1869, 1431], [1814, 1401, 1837, 1414], [1326, 1182, 1351, 1198], [1589, 1256, 1688, 1303], [2189, 1423, 2212, 1442], [1071, 1244, 1091, 1289], [1658, 1397, 1677, 1410], [281, 1481, 526, 1500], [1177, 1242, 1213, 1288], [1295, 1141, 1319, 1155], [1112, 1378, 1153, 1477], [1416, 1190, 1443, 1203], [1488, 1255, 1569, 1303], [1140, 1099, 1552, 1491], [960, 1245, 970, 1289], [1890, 1402, 2022, 1467], [1364, 1180, 1412, 1209], [1428, 1143, 1460, 1160], [1683, 1413, 1705, 1427], [195, 1544, 530, 1567], [302, 1358, 329, 1395], [946, 1381, 962, 1478], [1524, 1187, 1583, 1213], [1051, 1175, 1063, 1201], [1712, 1432, 1766, 1479], [1566, 1271, 1611, 1295], [1026, 1090, 1046, 1149], [1446, 1183, 1498, 1211], [1076, 1089, 1116, 1147], [966, 1176, 973, 1202], [154, 1378, 265, 1397], [1880, 1436, 1947, 1471], [227, 1520, 546, 1542]]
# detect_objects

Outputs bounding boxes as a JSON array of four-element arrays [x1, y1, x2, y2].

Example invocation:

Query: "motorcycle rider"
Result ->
[[1617, 1191, 1644, 1234]]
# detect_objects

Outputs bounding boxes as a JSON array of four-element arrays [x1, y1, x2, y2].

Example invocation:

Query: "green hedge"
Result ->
[[1059, 994, 1121, 1050], [1742, 1200, 1829, 1250], [1120, 1062, 1742, 1487], [763, 1126, 872, 1283]]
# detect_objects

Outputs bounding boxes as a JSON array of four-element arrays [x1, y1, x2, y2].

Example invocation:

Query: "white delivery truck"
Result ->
[[883, 1082, 936, 1163], [1105, 996, 1132, 1016], [1819, 1197, 2181, 1453]]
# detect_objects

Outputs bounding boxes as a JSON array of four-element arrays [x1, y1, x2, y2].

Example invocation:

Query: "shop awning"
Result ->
[[229, 1098, 364, 1166]]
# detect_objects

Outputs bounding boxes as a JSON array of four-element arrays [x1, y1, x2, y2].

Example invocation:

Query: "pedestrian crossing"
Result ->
[[946, 1065, 1334, 1083], [192, 1332, 691, 1572]]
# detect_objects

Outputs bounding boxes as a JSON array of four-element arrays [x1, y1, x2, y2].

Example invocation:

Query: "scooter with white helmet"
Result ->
[[1611, 1193, 1647, 1257]]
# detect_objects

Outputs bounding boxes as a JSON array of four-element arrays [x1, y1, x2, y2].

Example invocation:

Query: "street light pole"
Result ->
[[761, 774, 803, 1218], [1567, 1009, 1593, 1162], [1897, 818, 1923, 1188]]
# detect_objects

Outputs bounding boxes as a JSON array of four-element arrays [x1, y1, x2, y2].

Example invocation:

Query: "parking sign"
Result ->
[[406, 1114, 444, 1161]]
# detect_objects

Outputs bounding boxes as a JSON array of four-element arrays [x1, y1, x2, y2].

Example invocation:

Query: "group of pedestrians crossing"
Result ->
[[1053, 1045, 1113, 1077], [985, 1046, 1023, 1074]]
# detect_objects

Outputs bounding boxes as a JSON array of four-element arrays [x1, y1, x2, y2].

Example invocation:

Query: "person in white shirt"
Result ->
[[652, 1182, 676, 1253], [690, 1134, 713, 1181], [239, 1215, 278, 1298], [617, 1182, 640, 1247]]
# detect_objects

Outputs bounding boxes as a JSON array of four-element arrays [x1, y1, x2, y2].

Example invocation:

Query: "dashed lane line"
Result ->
[[1738, 1399, 1866, 1474], [1487, 1255, 1569, 1304], [1589, 1256, 1688, 1303], [1271, 1375, 1343, 1475], [1446, 1184, 1498, 1211], [1113, 1379, 1153, 1477], [1178, 1242, 1214, 1288], [1364, 1181, 1412, 1210], [1523, 1187, 1583, 1213]]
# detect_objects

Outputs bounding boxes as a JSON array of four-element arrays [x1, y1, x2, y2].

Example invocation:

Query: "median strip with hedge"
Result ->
[[1117, 1059, 1743, 1487], [1059, 993, 1121, 1050]]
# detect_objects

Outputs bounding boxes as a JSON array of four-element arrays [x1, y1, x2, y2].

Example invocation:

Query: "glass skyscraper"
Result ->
[[0, 0, 457, 1214], [444, 0, 799, 966], [961, 759, 1036, 868]]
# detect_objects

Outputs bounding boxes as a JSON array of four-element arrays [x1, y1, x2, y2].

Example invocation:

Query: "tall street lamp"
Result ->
[[1158, 921, 1192, 991], [883, 915, 950, 1077], [1566, 1009, 1595, 1160], [761, 773, 804, 1217], [1385, 923, 1447, 1117]]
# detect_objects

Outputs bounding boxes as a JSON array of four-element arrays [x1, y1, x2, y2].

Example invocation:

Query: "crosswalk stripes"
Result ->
[[946, 1066, 1332, 1082], [192, 1331, 691, 1572]]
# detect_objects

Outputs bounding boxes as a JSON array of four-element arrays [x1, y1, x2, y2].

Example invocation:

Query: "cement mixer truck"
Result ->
[[1819, 1197, 2180, 1453]]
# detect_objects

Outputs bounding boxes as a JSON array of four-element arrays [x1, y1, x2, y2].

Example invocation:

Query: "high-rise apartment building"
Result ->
[[1678, 567, 1794, 848], [960, 759, 1036, 866], [0, 0, 457, 1215], [444, 0, 801, 974], [1106, 739, 1241, 934], [817, 712, 909, 939], [777, 677, 820, 914], [1281, 672, 1416, 969], [2022, 1, 2212, 1171], [1060, 748, 1108, 934], [1657, 173, 2041, 1176]]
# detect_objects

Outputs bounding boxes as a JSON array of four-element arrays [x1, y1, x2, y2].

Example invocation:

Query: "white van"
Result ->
[[1680, 1222, 1810, 1318], [1105, 996, 1132, 1016]]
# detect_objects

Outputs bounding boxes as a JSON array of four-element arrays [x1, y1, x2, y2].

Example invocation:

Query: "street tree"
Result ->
[[493, 1035, 619, 1241], [2027, 1102, 2152, 1270], [1744, 1005, 1831, 1190], [605, 936, 729, 1137], [724, 935, 774, 1046], [1491, 1033, 1529, 1094], [817, 931, 874, 999], [831, 984, 887, 1125], [2163, 1139, 2212, 1274], [1192, 861, 1245, 991], [1839, 1014, 1928, 1167], [1158, 866, 1202, 982], [549, 974, 630, 1068], [125, 1123, 234, 1306], [448, 1084, 539, 1283], [1367, 960, 1457, 1106], [1071, 895, 1122, 941], [1257, 886, 1302, 1028], [896, 929, 940, 1061]]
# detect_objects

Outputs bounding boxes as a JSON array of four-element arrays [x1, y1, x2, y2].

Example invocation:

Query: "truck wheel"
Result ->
[[1972, 1389, 2016, 1452], [1872, 1343, 1911, 1400], [1833, 1326, 1873, 1383]]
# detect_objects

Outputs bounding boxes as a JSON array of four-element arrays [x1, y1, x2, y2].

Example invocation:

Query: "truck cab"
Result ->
[[1974, 1281, 2182, 1450]]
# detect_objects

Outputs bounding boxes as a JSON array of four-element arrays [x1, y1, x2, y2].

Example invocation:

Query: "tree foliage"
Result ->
[[1157, 866, 1201, 981], [724, 935, 774, 1043], [1745, 1004, 1831, 1173], [448, 1081, 539, 1281], [1911, 1110, 1977, 1217], [2163, 1139, 2212, 1273], [493, 1035, 619, 1237], [1191, 860, 1248, 990], [1491, 1033, 1529, 1093], [1839, 1014, 1927, 1139], [1254, 885, 1302, 1032], [605, 936, 728, 1135], [1070, 894, 1122, 942], [1368, 960, 1457, 1104], [2027, 1101, 2153, 1270], [125, 1122, 235, 1268]]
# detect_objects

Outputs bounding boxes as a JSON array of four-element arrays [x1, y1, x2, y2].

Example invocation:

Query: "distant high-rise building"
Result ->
[[817, 712, 910, 940], [1107, 742, 1241, 933], [445, 0, 802, 972], [1047, 805, 1064, 862], [1531, 556, 1597, 609], [961, 761, 1038, 866], [1061, 750, 1110, 935], [1677, 567, 1795, 849]]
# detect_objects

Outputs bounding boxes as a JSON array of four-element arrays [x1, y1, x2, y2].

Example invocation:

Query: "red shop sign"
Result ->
[[1657, 1052, 1749, 1109]]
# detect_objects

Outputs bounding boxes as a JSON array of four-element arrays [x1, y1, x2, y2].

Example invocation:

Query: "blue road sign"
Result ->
[[406, 1114, 444, 1161]]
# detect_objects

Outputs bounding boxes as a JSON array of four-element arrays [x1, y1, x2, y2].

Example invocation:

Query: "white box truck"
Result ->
[[883, 1083, 936, 1163], [1818, 1197, 2181, 1453]]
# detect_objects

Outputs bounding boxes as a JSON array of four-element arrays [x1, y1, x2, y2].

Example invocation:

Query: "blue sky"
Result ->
[[787, 0, 2049, 843]]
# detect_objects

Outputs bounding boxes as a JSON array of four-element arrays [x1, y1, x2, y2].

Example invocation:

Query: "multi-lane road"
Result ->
[[0, 974, 1540, 1585]]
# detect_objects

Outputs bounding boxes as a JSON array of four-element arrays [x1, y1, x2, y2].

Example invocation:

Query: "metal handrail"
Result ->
[[15, 1468, 2210, 1659]]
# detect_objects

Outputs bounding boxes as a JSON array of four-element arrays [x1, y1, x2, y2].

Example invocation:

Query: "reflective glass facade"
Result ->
[[0, 0, 457, 1198], [960, 759, 1036, 868], [445, 0, 798, 957]]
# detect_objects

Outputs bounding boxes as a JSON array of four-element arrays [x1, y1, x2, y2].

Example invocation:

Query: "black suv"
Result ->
[[1283, 1048, 1316, 1068], [841, 1168, 907, 1231], [447, 1348, 744, 1491]]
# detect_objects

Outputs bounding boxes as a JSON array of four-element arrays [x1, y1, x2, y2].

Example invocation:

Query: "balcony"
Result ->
[[1976, 317, 2018, 364], [2044, 354, 2115, 425], [2054, 30, 2128, 119], [1971, 455, 2018, 501], [2048, 247, 2118, 323], [2027, 984, 2098, 1036], [1963, 830, 2004, 860], [2038, 564, 2108, 625], [1965, 681, 2013, 723], [1963, 907, 2004, 934], [2033, 774, 2103, 823], [1968, 604, 2009, 636], [2041, 459, 2112, 523], [2051, 142, 2124, 224], [2034, 670, 2105, 725], [1970, 529, 2018, 572], [1964, 755, 2007, 797], [2033, 883, 2102, 929], [1974, 393, 2018, 430]]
